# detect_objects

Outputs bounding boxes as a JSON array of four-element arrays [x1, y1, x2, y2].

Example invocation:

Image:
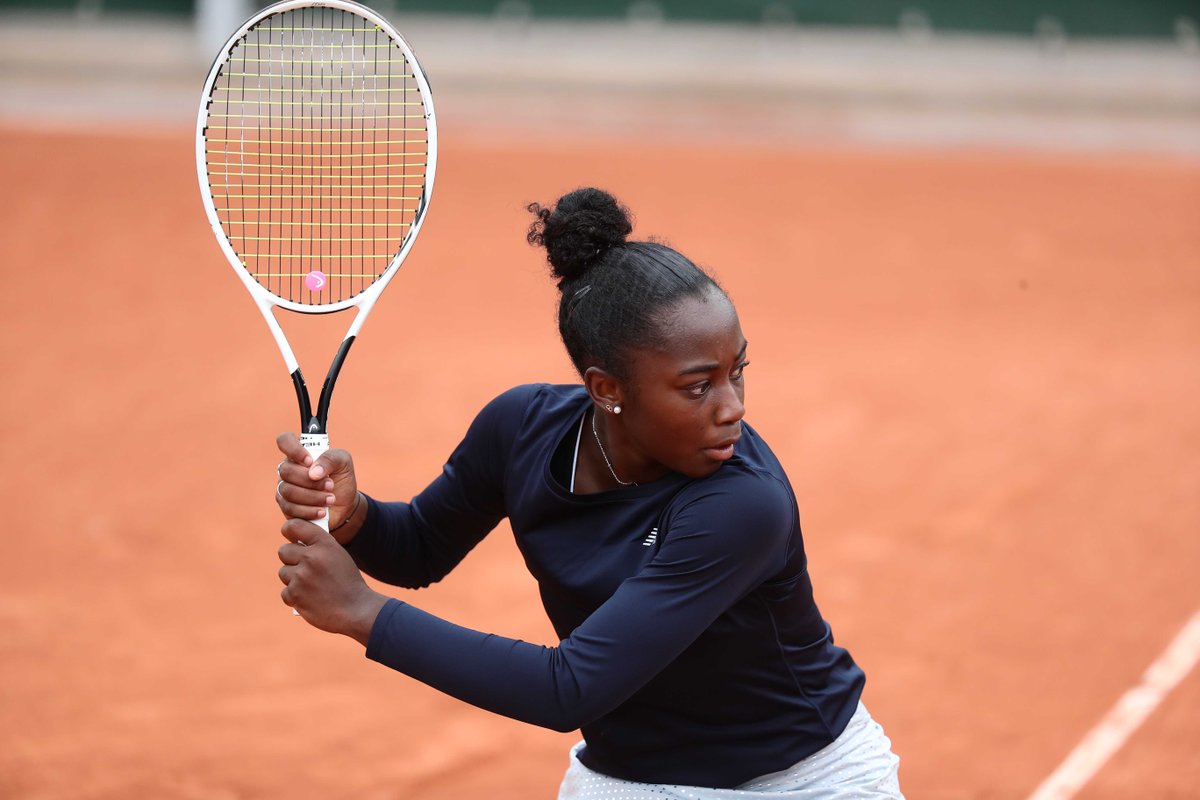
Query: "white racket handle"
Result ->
[[299, 432, 331, 534], [292, 433, 331, 617]]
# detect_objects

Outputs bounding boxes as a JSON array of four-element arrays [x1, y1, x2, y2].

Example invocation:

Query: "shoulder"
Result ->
[[465, 383, 586, 448], [662, 457, 798, 567], [474, 383, 585, 427], [677, 462, 795, 525], [683, 423, 795, 513]]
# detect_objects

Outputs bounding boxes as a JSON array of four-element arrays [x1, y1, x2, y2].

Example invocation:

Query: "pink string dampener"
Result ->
[[305, 271, 327, 291]]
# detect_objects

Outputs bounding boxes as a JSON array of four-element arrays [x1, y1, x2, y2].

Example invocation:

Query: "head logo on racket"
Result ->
[[305, 271, 327, 292]]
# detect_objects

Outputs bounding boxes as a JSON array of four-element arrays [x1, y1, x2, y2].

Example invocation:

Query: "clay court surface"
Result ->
[[2, 46, 1199, 797]]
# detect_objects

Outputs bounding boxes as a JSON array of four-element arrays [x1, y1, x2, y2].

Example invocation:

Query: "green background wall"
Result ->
[[2, 0, 1197, 38]]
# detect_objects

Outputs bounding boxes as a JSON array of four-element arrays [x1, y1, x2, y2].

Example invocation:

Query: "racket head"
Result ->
[[196, 0, 436, 314]]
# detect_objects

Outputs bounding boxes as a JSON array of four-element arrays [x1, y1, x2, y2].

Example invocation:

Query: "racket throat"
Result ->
[[291, 369, 319, 433], [291, 336, 357, 435]]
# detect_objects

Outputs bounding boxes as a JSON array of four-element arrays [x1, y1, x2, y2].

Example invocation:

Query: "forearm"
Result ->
[[344, 494, 500, 588], [343, 496, 445, 587], [365, 599, 605, 732], [362, 577, 726, 733]]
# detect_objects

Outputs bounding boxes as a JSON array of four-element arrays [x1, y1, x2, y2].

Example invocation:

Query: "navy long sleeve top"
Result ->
[[346, 383, 865, 788]]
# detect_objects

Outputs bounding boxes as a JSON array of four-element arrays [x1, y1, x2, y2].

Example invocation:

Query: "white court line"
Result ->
[[1027, 608, 1200, 800]]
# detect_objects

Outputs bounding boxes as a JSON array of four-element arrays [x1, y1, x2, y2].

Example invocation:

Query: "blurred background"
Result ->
[[1, 0, 1198, 152], [1, 2, 1197, 799]]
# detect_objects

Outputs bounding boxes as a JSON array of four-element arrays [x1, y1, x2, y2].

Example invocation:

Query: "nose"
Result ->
[[714, 382, 745, 426]]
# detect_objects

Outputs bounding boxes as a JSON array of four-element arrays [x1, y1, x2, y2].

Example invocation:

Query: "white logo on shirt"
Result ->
[[642, 527, 658, 547]]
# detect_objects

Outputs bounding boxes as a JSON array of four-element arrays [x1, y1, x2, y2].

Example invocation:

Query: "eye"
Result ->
[[732, 360, 750, 380], [685, 381, 711, 397]]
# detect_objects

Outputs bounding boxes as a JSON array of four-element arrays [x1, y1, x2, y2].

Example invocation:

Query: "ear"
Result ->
[[583, 366, 624, 412]]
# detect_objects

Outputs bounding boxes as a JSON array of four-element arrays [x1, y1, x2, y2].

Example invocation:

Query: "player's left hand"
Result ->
[[277, 518, 387, 645]]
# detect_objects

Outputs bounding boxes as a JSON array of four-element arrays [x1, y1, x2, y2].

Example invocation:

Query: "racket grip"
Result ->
[[299, 432, 331, 534], [293, 432, 331, 617]]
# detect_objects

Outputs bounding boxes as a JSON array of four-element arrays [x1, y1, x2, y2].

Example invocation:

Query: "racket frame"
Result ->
[[195, 0, 437, 443]]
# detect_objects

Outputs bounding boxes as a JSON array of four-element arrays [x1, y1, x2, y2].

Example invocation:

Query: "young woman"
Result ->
[[274, 188, 903, 798]]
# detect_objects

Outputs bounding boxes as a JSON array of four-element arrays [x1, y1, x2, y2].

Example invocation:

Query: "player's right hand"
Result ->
[[275, 433, 363, 545]]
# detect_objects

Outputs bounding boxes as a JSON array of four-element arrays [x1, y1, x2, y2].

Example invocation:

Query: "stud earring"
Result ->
[[613, 405, 622, 414], [604, 404, 613, 412]]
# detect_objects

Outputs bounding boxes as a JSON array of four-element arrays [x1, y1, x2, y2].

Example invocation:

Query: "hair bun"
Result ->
[[527, 187, 632, 284]]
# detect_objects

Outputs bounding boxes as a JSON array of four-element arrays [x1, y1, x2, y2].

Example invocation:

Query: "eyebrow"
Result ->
[[676, 340, 749, 376]]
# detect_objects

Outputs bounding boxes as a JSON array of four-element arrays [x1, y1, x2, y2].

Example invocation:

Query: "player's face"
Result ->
[[617, 289, 748, 480]]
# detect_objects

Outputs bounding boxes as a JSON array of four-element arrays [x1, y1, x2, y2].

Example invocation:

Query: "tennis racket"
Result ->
[[196, 0, 436, 536]]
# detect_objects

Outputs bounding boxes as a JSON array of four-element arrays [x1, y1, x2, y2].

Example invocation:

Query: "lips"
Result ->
[[701, 435, 740, 462]]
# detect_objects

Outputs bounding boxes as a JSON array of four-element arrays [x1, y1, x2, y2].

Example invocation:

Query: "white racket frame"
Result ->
[[195, 0, 437, 530]]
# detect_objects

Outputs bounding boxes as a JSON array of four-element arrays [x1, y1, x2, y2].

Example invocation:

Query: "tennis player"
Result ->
[[274, 187, 904, 798]]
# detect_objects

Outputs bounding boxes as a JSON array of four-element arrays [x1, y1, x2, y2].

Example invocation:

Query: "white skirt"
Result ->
[[556, 702, 903, 799]]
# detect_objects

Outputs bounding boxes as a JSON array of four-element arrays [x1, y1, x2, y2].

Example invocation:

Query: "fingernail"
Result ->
[[326, 495, 336, 506], [323, 480, 334, 491], [312, 465, 325, 479], [318, 508, 327, 518]]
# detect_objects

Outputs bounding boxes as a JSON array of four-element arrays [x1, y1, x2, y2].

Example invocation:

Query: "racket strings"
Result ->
[[203, 6, 429, 306]]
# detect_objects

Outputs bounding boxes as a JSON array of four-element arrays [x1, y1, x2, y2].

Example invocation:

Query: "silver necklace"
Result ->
[[591, 409, 637, 487]]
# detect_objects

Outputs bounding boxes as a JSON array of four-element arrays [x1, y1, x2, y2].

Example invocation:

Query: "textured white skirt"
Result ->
[[556, 702, 903, 799]]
